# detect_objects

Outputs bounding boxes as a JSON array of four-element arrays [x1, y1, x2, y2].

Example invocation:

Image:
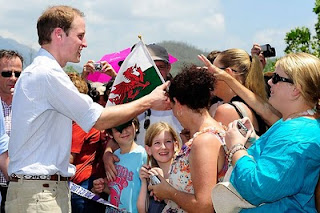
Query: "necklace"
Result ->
[[286, 107, 317, 120]]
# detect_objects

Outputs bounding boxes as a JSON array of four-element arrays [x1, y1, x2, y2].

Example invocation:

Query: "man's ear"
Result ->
[[53, 28, 64, 40], [167, 63, 171, 72]]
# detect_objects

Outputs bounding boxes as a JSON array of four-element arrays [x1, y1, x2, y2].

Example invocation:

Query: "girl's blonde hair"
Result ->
[[276, 52, 320, 109], [218, 48, 268, 101], [144, 122, 181, 167]]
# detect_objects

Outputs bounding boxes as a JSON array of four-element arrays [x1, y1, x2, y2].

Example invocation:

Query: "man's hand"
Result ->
[[146, 81, 171, 111]]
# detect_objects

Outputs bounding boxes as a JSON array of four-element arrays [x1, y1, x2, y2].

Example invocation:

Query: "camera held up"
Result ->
[[94, 62, 102, 71], [260, 44, 276, 58]]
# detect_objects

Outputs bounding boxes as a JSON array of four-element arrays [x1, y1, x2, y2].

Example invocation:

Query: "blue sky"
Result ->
[[0, 0, 316, 66]]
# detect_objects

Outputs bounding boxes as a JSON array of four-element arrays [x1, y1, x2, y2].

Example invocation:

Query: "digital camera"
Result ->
[[237, 120, 248, 137], [94, 62, 102, 71], [260, 44, 276, 58]]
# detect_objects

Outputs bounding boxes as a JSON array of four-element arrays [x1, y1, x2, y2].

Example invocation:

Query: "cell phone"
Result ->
[[150, 175, 161, 185], [237, 120, 248, 137], [94, 62, 102, 71]]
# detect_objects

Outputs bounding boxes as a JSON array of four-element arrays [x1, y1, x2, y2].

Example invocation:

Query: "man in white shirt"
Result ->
[[6, 5, 169, 213]]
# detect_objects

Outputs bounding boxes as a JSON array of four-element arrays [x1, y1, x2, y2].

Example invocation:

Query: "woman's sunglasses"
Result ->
[[1, 71, 21, 78], [272, 73, 293, 84]]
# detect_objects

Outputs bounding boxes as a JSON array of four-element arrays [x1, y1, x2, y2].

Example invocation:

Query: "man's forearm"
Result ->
[[94, 95, 152, 131]]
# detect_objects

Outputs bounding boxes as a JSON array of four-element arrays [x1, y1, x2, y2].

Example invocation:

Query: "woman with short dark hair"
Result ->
[[149, 65, 227, 213]]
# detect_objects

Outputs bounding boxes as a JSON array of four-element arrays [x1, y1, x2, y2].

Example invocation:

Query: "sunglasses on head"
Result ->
[[1, 71, 21, 78], [114, 120, 133, 133], [144, 109, 151, 130], [271, 73, 293, 84]]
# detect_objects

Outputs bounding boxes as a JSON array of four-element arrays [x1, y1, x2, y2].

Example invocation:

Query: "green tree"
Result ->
[[285, 0, 320, 57]]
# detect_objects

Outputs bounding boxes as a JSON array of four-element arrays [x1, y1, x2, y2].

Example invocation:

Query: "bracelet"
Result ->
[[228, 144, 246, 166], [227, 143, 244, 155]]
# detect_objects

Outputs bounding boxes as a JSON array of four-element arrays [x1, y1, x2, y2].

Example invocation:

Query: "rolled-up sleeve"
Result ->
[[46, 70, 103, 132]]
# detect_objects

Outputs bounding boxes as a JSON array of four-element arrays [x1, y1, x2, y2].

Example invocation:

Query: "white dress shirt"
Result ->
[[8, 48, 103, 177]]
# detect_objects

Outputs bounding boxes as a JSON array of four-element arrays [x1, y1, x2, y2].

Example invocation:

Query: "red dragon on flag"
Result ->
[[108, 64, 150, 105], [106, 40, 165, 107]]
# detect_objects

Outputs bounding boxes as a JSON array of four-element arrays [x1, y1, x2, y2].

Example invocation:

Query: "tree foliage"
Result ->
[[285, 0, 320, 57]]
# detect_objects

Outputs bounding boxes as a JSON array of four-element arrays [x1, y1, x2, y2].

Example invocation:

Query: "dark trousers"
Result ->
[[0, 186, 7, 213]]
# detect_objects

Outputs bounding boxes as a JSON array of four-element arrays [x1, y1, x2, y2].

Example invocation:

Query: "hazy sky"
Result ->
[[0, 0, 316, 66]]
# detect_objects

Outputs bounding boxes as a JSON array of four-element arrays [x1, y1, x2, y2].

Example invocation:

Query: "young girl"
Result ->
[[137, 122, 181, 213], [93, 118, 147, 213]]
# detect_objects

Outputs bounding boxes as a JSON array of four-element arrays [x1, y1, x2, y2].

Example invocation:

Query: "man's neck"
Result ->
[[41, 44, 66, 67], [0, 95, 13, 105]]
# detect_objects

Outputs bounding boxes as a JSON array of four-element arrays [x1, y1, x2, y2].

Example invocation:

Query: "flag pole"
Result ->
[[138, 35, 143, 43]]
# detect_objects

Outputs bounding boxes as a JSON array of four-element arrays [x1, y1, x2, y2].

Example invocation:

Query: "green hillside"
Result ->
[[157, 41, 209, 76]]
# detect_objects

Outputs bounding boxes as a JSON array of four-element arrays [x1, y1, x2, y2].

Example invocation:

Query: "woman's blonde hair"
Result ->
[[144, 122, 181, 167], [218, 48, 268, 101], [276, 52, 320, 109]]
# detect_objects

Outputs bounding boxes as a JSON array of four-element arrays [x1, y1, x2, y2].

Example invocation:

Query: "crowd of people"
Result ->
[[0, 4, 319, 213]]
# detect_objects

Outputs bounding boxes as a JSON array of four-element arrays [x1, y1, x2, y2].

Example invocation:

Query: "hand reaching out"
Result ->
[[197, 54, 230, 81]]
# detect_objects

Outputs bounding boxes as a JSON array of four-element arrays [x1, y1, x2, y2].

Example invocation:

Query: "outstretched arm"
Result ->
[[94, 81, 171, 130], [198, 54, 281, 126]]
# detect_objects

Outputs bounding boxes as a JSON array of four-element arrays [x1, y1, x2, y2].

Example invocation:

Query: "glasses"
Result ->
[[144, 109, 151, 130], [219, 67, 238, 73], [1, 71, 21, 78], [271, 73, 293, 84]]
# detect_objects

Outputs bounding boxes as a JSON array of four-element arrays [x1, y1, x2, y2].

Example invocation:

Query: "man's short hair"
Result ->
[[0, 49, 24, 65], [37, 5, 84, 45]]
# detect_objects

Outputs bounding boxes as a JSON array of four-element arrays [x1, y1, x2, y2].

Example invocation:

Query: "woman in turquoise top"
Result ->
[[223, 52, 320, 212]]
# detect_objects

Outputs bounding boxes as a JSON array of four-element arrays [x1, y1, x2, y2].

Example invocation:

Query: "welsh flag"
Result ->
[[106, 40, 165, 106]]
